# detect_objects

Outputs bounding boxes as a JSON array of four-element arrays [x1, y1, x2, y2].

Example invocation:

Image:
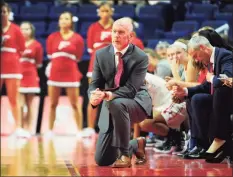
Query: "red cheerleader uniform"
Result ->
[[131, 36, 144, 50], [19, 40, 43, 93], [86, 22, 112, 78], [46, 32, 84, 87], [1, 23, 25, 79]]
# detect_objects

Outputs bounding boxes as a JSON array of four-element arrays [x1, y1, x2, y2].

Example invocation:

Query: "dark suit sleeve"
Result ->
[[213, 54, 233, 88], [87, 54, 105, 103], [112, 55, 148, 99], [187, 81, 211, 98]]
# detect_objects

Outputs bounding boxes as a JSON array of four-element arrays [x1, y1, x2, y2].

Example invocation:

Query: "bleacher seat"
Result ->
[[185, 4, 218, 24], [46, 22, 58, 36], [48, 6, 79, 20], [33, 22, 47, 37], [19, 4, 48, 21], [184, 0, 203, 14], [28, 0, 54, 6], [220, 4, 233, 13], [147, 39, 174, 49], [134, 22, 144, 40], [164, 21, 199, 40], [137, 5, 165, 40], [215, 13, 233, 38], [113, 5, 135, 19], [215, 13, 233, 22], [201, 20, 229, 29], [9, 3, 19, 16], [77, 5, 98, 22], [79, 22, 93, 39]]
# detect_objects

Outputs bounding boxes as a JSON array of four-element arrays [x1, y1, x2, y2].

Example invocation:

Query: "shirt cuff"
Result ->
[[210, 75, 214, 84], [104, 91, 113, 101], [184, 88, 188, 96]]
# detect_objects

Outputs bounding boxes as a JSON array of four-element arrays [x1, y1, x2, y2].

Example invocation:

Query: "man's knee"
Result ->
[[192, 94, 211, 105], [95, 153, 105, 166], [109, 99, 126, 112], [191, 94, 212, 113], [95, 152, 114, 166]]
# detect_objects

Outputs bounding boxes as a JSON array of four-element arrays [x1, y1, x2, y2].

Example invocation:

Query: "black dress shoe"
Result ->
[[205, 150, 227, 163], [205, 143, 228, 163]]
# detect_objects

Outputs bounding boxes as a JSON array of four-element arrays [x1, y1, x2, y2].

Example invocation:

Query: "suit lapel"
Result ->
[[108, 45, 116, 73], [213, 47, 219, 74], [122, 44, 134, 64], [108, 45, 116, 87]]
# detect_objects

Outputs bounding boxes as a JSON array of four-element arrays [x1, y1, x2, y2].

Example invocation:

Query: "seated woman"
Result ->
[[166, 39, 202, 88]]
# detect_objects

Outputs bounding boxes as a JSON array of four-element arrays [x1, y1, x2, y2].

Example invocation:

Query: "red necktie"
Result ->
[[114, 52, 124, 88]]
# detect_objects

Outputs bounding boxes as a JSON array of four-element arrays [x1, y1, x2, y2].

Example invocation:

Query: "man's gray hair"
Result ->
[[188, 36, 211, 50], [113, 17, 133, 33]]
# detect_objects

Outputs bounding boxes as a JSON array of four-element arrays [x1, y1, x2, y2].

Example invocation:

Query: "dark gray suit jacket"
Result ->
[[88, 44, 153, 133]]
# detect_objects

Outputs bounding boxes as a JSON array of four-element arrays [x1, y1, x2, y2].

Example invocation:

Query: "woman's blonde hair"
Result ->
[[175, 38, 189, 45], [172, 38, 188, 51]]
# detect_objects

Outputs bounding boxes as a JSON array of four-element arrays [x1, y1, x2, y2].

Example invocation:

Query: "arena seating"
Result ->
[[8, 0, 233, 61]]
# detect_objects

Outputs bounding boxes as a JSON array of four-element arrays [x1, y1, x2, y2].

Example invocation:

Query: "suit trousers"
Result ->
[[209, 86, 233, 140], [191, 94, 213, 144], [95, 98, 147, 166], [187, 86, 233, 145], [186, 94, 212, 148]]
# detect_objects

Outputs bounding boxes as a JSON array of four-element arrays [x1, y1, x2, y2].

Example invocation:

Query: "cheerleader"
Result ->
[[19, 22, 43, 132], [1, 2, 30, 138], [84, 2, 114, 137], [46, 11, 84, 137]]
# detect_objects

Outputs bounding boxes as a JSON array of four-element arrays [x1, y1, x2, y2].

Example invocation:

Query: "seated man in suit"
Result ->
[[88, 17, 152, 168], [173, 36, 233, 163]]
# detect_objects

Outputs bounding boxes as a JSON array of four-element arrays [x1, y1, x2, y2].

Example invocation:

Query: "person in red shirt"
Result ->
[[84, 2, 114, 137], [45, 12, 84, 137], [124, 17, 144, 50], [131, 34, 144, 50], [1, 2, 31, 138], [19, 22, 43, 133]]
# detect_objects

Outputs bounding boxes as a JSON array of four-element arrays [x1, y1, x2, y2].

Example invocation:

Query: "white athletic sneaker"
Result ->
[[43, 131, 54, 139], [11, 128, 31, 139], [81, 128, 96, 138]]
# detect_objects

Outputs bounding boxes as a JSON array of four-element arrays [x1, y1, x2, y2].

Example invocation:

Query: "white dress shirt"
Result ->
[[113, 44, 129, 67]]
